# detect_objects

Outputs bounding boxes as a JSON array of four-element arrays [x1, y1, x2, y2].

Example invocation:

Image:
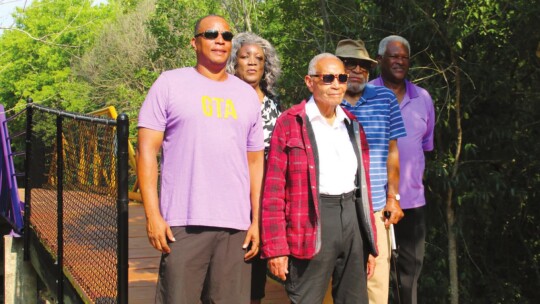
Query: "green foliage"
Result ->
[[0, 0, 115, 111], [75, 0, 158, 117], [371, 0, 540, 302], [255, 0, 379, 107]]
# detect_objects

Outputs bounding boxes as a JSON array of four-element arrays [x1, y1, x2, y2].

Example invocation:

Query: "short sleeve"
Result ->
[[138, 73, 170, 131]]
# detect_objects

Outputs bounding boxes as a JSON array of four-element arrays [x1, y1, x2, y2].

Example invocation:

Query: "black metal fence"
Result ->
[[22, 103, 129, 303]]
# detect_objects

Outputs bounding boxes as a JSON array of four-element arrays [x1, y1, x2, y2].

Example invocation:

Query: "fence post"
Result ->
[[56, 115, 64, 304], [116, 114, 129, 304], [24, 99, 33, 262]]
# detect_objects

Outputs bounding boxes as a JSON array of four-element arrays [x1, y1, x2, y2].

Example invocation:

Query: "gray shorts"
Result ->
[[155, 226, 251, 304]]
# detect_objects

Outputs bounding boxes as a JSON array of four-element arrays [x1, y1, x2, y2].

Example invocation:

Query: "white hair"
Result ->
[[378, 35, 411, 56], [227, 32, 282, 95], [308, 53, 340, 75]]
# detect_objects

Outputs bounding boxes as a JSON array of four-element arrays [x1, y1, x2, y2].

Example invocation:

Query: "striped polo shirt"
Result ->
[[341, 84, 406, 211]]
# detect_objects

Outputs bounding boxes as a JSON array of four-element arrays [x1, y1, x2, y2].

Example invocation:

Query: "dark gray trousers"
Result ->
[[155, 226, 250, 304], [285, 191, 368, 304]]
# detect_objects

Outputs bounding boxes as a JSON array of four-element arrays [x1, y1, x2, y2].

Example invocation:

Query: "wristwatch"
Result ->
[[388, 194, 401, 201]]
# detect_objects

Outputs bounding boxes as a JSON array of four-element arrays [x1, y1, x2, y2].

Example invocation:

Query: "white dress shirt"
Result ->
[[306, 98, 358, 195]]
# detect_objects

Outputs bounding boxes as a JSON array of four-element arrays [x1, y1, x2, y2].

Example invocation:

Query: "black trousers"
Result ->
[[250, 254, 267, 300], [285, 191, 368, 304], [392, 206, 426, 304]]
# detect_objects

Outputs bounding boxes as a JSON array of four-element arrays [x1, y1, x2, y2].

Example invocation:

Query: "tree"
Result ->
[[371, 0, 540, 302], [254, 0, 382, 107], [0, 0, 115, 112], [75, 0, 158, 117]]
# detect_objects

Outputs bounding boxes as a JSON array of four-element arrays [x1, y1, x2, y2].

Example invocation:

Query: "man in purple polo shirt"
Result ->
[[370, 35, 435, 304], [335, 39, 406, 304]]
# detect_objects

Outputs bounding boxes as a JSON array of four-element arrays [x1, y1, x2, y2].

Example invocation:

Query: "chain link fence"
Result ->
[[25, 104, 128, 303]]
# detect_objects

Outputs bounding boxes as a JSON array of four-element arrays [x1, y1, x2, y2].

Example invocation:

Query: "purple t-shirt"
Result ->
[[138, 67, 264, 230], [370, 77, 435, 209]]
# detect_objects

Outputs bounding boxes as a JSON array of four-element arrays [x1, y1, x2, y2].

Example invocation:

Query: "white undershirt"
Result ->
[[306, 98, 358, 195]]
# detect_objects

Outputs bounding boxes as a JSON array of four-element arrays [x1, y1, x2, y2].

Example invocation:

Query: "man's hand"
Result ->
[[382, 198, 404, 227], [146, 214, 175, 253], [268, 256, 289, 281], [366, 254, 376, 279], [243, 221, 259, 260]]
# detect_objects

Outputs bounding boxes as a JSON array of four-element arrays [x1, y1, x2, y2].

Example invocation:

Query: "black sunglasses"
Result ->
[[341, 58, 372, 71], [310, 74, 349, 84], [194, 30, 234, 41]]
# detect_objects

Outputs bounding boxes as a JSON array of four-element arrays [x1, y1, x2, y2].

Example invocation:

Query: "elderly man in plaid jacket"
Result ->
[[260, 53, 378, 304]]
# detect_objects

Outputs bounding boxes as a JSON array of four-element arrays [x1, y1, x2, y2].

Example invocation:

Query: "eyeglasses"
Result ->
[[310, 74, 349, 84], [194, 30, 234, 42], [384, 55, 410, 61], [341, 59, 372, 72]]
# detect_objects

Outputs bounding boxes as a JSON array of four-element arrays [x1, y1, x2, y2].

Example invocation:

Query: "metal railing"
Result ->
[[0, 104, 25, 233], [17, 102, 129, 304]]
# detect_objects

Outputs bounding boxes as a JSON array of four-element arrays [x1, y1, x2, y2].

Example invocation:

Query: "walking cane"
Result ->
[[384, 211, 402, 304]]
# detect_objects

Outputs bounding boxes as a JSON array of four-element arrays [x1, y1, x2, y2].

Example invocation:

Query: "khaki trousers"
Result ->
[[368, 210, 391, 304]]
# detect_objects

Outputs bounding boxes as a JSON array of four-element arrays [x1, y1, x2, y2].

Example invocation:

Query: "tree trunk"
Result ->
[[242, 0, 252, 32], [447, 188, 459, 304], [447, 50, 462, 304], [319, 0, 330, 48]]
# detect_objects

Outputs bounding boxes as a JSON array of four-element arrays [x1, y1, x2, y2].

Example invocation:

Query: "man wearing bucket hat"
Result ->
[[336, 39, 406, 304]]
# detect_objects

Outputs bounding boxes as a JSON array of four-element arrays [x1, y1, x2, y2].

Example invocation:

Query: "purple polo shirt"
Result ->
[[370, 77, 435, 209]]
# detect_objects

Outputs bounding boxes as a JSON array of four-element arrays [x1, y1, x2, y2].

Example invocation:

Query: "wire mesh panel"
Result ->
[[29, 108, 121, 303], [29, 110, 59, 254]]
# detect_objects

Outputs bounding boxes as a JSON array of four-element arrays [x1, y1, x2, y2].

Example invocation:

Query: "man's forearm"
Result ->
[[387, 139, 400, 197], [385, 139, 404, 224], [138, 151, 161, 220]]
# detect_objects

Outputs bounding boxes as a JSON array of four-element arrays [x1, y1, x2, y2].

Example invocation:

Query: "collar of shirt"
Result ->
[[399, 79, 419, 109], [340, 84, 377, 108], [306, 96, 350, 126], [371, 76, 419, 100]]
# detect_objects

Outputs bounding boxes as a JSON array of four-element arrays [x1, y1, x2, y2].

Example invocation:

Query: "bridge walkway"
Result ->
[[128, 203, 291, 303]]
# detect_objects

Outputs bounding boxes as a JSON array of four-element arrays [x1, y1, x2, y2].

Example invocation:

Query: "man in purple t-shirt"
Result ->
[[370, 35, 435, 304], [137, 15, 264, 303]]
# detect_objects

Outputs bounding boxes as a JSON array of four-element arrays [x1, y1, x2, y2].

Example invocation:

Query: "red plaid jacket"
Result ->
[[260, 100, 377, 259]]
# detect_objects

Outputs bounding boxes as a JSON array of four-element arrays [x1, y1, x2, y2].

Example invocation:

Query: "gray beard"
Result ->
[[347, 82, 366, 94]]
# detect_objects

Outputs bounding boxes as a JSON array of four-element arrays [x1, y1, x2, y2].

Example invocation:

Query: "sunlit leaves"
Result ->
[[0, 0, 115, 109]]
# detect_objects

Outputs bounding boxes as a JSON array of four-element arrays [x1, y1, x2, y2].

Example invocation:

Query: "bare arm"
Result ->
[[243, 150, 265, 260], [137, 128, 174, 253], [384, 139, 404, 226]]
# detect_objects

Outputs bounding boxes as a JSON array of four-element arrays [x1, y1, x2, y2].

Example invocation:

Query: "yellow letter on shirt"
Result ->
[[224, 99, 238, 120], [202, 96, 213, 117], [214, 97, 224, 118]]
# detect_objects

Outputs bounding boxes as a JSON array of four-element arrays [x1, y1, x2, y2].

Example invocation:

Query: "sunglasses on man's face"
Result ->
[[194, 30, 234, 41], [310, 74, 349, 84], [341, 59, 372, 72]]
